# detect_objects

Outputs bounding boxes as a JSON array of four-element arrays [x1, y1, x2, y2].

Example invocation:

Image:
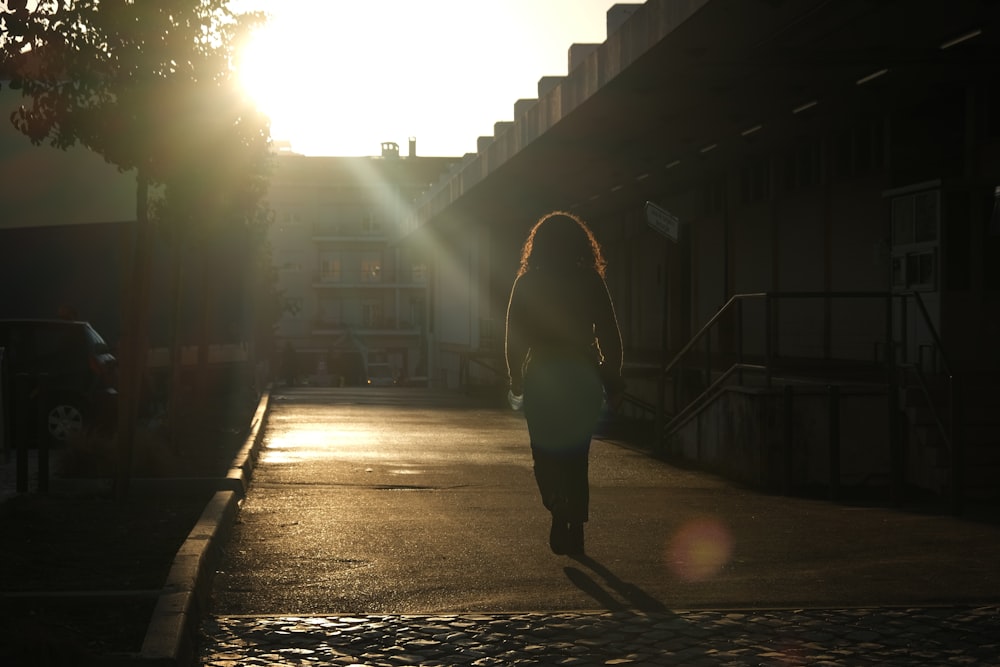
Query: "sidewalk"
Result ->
[[198, 386, 1000, 665], [201, 606, 1000, 666]]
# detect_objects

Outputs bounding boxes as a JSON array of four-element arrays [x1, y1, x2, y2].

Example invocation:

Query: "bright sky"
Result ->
[[233, 1, 617, 157]]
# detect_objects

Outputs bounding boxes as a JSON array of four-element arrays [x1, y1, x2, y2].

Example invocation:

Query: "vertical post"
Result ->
[[15, 374, 28, 494], [736, 299, 744, 384], [656, 242, 670, 453], [783, 384, 793, 495], [950, 375, 963, 515], [823, 293, 832, 362], [885, 295, 902, 505], [765, 295, 774, 388], [704, 328, 712, 391], [37, 383, 48, 494], [115, 167, 151, 502], [828, 384, 840, 501], [899, 294, 908, 366], [0, 348, 7, 463]]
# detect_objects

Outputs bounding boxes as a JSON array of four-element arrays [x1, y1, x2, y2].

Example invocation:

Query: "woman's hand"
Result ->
[[507, 389, 524, 411]]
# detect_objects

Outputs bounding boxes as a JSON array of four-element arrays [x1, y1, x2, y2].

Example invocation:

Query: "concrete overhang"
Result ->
[[412, 0, 1000, 241]]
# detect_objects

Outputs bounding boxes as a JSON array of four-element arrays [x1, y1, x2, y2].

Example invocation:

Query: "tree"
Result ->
[[1, 0, 272, 497], [154, 121, 275, 444]]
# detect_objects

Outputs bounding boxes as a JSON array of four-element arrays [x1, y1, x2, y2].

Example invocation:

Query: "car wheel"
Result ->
[[46, 398, 86, 443]]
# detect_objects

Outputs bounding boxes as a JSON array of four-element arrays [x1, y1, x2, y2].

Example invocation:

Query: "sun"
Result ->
[[236, 19, 298, 140], [234, 8, 407, 156]]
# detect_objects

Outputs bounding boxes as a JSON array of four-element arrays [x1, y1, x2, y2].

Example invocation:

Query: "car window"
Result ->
[[85, 325, 111, 354], [1, 325, 32, 370], [33, 324, 85, 371]]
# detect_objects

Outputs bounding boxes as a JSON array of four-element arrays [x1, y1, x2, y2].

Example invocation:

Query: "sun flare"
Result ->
[[235, 8, 419, 157], [232, 1, 615, 157]]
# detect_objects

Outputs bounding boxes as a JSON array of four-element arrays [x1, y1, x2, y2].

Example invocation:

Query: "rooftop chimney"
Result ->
[[408, 137, 416, 158], [381, 141, 400, 158]]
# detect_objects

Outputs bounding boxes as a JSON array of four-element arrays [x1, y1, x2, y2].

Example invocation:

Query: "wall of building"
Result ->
[[267, 154, 459, 384], [668, 386, 891, 492]]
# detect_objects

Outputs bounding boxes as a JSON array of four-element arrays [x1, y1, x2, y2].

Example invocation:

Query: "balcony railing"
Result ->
[[312, 271, 428, 287], [312, 225, 387, 241], [311, 318, 420, 333]]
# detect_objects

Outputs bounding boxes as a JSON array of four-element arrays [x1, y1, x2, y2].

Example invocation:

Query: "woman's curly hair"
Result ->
[[517, 211, 607, 278]]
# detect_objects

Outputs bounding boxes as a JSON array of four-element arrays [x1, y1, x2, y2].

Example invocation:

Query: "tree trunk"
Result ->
[[166, 241, 184, 451], [195, 243, 212, 418], [115, 168, 152, 501]]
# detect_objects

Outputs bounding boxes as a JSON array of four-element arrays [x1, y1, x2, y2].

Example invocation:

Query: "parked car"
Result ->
[[0, 319, 117, 445], [366, 363, 396, 387]]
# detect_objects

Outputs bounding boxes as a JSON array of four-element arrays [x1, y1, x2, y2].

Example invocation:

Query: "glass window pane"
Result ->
[[892, 198, 914, 244], [914, 191, 938, 242]]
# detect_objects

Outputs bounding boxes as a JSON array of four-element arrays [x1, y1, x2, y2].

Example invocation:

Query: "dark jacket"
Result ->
[[505, 266, 623, 394]]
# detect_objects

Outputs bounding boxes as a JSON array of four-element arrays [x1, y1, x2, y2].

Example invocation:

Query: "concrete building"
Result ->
[[267, 140, 459, 385], [406, 0, 1000, 503]]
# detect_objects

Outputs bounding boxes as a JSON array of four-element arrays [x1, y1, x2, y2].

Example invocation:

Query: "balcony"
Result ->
[[312, 224, 386, 243], [311, 318, 421, 336], [312, 271, 428, 288]]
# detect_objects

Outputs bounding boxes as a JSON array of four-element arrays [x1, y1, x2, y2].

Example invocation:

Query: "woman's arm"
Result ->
[[505, 276, 527, 394], [594, 274, 625, 399]]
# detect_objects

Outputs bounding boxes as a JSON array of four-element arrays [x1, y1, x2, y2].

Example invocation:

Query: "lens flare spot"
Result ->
[[667, 518, 734, 582]]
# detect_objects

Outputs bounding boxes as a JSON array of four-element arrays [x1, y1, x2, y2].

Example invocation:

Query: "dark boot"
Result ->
[[549, 516, 569, 555], [566, 522, 584, 555]]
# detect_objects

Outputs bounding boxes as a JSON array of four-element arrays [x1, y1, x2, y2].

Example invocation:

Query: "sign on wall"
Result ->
[[645, 201, 680, 243]]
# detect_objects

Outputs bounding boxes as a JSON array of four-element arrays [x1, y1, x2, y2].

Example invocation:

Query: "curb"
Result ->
[[137, 387, 272, 667]]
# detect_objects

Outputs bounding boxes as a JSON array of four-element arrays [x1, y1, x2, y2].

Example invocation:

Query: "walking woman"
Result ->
[[505, 211, 625, 555]]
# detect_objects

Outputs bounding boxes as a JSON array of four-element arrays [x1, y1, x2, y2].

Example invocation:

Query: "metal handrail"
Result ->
[[655, 287, 962, 511], [898, 290, 960, 512], [663, 291, 893, 381], [622, 391, 657, 415], [899, 361, 952, 449], [665, 362, 767, 434], [662, 293, 765, 379], [902, 290, 954, 376]]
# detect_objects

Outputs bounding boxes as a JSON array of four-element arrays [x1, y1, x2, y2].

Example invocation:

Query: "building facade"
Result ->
[[407, 0, 1000, 502], [268, 141, 459, 385]]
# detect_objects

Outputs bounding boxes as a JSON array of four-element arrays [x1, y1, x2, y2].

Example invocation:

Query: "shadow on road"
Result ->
[[564, 555, 667, 612]]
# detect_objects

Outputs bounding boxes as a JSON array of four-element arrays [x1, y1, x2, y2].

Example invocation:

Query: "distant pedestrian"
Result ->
[[505, 211, 625, 555]]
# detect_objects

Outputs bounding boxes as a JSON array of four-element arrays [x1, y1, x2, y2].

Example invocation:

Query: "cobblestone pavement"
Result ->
[[200, 606, 1000, 666]]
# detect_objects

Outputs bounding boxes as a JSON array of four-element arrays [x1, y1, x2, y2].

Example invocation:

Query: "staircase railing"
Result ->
[[654, 289, 962, 510], [896, 290, 961, 512], [661, 291, 891, 428]]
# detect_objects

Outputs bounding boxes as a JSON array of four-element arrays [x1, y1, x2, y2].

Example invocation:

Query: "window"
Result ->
[[891, 251, 936, 290], [362, 301, 383, 327], [362, 211, 381, 234], [893, 190, 939, 245], [320, 258, 341, 282], [361, 255, 382, 283], [283, 297, 303, 317], [411, 263, 427, 283], [890, 187, 939, 292], [408, 297, 424, 327]]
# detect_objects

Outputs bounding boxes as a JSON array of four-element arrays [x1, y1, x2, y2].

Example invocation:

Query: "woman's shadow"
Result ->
[[563, 554, 667, 612]]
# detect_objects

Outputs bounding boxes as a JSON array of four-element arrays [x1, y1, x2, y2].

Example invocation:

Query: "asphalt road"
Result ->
[[210, 386, 1000, 616]]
